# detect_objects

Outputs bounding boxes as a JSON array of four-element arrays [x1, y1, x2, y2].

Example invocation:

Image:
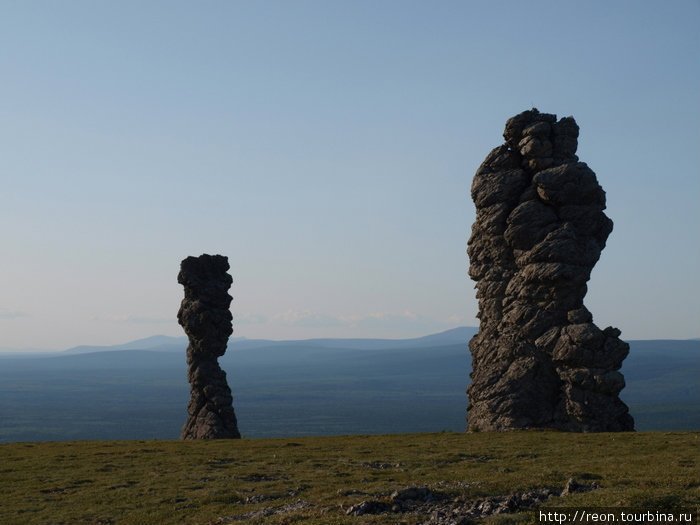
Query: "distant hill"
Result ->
[[61, 335, 259, 354], [62, 335, 188, 355], [57, 327, 477, 355], [0, 328, 697, 442]]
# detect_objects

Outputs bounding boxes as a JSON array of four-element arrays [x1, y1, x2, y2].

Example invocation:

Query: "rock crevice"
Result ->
[[178, 254, 241, 439], [467, 109, 634, 432]]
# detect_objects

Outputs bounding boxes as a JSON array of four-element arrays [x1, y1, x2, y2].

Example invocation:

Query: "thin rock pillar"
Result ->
[[178, 254, 241, 439]]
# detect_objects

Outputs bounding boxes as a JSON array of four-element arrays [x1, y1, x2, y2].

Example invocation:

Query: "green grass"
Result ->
[[1, 431, 698, 525]]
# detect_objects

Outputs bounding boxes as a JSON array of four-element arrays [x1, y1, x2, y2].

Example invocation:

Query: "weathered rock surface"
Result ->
[[178, 254, 241, 439], [210, 499, 315, 524], [467, 109, 634, 432], [418, 478, 598, 525], [345, 478, 598, 522]]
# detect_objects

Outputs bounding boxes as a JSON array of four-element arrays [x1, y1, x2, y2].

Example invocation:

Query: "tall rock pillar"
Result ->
[[178, 254, 241, 439], [467, 109, 634, 432]]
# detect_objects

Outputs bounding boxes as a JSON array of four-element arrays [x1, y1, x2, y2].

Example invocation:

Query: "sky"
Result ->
[[1, 0, 698, 350]]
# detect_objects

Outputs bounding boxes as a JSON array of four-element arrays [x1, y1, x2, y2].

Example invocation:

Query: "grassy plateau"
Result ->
[[1, 431, 698, 525]]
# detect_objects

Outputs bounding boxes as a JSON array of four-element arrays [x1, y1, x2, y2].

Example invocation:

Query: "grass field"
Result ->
[[1, 431, 698, 525]]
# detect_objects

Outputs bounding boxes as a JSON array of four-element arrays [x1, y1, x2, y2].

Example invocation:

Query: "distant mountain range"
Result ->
[[0, 328, 697, 443], [58, 327, 479, 354]]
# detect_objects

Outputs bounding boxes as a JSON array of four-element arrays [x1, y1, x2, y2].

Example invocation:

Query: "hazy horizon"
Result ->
[[2, 326, 698, 355], [2, 1, 698, 349]]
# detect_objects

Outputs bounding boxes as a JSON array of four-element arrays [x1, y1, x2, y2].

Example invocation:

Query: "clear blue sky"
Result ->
[[1, 0, 698, 350]]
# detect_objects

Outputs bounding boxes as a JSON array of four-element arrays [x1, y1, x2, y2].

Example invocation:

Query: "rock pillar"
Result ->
[[467, 109, 634, 432], [178, 254, 241, 439]]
